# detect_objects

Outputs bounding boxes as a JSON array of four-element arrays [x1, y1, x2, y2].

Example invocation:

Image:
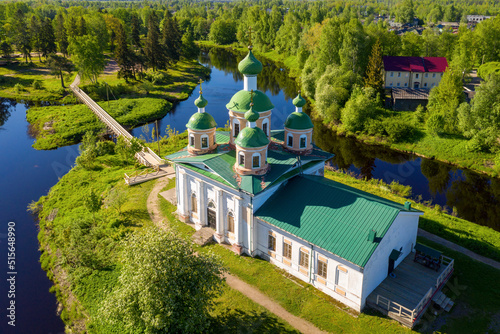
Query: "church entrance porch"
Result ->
[[207, 202, 216, 229]]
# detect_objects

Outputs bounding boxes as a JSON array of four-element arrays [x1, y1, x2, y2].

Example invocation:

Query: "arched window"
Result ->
[[239, 151, 245, 166], [287, 134, 293, 148], [201, 135, 209, 148], [262, 118, 269, 136], [252, 153, 261, 168], [189, 134, 195, 146], [208, 201, 215, 209], [191, 193, 197, 213], [300, 135, 307, 149], [227, 211, 234, 233], [233, 119, 240, 137]]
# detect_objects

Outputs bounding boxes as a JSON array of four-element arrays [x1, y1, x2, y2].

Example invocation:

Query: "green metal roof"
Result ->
[[165, 132, 333, 195], [227, 90, 274, 113], [284, 112, 314, 130], [235, 127, 269, 148], [244, 107, 259, 122], [255, 175, 419, 268], [238, 50, 263, 75], [186, 112, 217, 130], [293, 93, 306, 107], [194, 93, 208, 108]]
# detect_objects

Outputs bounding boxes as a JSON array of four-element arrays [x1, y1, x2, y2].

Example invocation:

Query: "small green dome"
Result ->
[[235, 127, 269, 148], [244, 107, 259, 122], [186, 112, 217, 131], [238, 50, 263, 76], [284, 112, 314, 130], [227, 90, 274, 113], [194, 93, 208, 108], [293, 93, 306, 108]]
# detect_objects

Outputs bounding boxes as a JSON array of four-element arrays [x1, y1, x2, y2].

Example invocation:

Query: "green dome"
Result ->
[[238, 50, 263, 76], [244, 107, 259, 122], [194, 93, 208, 108], [227, 90, 274, 113], [235, 127, 269, 148], [186, 112, 217, 131], [293, 93, 306, 108], [284, 112, 314, 130]]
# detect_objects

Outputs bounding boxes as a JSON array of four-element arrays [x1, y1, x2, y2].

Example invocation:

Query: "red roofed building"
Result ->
[[383, 56, 448, 89]]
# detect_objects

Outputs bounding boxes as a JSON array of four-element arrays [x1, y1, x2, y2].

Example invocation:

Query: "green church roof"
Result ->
[[235, 127, 269, 148], [194, 93, 208, 108], [227, 90, 274, 113], [293, 93, 306, 107], [256, 175, 421, 268], [186, 112, 217, 131], [238, 50, 263, 76], [284, 112, 314, 130], [244, 107, 259, 122]]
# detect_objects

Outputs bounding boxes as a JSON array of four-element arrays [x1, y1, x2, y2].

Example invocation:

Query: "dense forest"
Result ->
[[0, 0, 499, 159]]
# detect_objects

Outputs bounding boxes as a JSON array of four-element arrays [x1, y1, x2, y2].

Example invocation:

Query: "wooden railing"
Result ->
[[437, 256, 454, 288], [376, 295, 415, 321]]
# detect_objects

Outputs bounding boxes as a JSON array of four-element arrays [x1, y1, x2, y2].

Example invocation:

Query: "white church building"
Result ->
[[166, 43, 454, 327]]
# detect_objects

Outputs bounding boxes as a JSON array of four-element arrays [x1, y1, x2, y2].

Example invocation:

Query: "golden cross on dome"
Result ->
[[248, 27, 253, 50], [250, 89, 254, 106], [199, 78, 204, 94]]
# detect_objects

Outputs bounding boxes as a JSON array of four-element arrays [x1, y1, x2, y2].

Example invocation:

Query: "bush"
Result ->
[[32, 80, 44, 90], [364, 119, 387, 136], [96, 141, 115, 156], [426, 113, 445, 135], [14, 83, 25, 92], [144, 71, 167, 85], [384, 118, 416, 142], [341, 86, 378, 132]]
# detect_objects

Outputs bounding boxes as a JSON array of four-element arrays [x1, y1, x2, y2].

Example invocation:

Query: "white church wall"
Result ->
[[255, 219, 364, 311], [361, 212, 421, 310]]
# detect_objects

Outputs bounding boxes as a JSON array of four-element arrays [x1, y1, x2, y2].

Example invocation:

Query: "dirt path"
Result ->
[[146, 177, 328, 334], [103, 59, 119, 74], [418, 228, 500, 271]]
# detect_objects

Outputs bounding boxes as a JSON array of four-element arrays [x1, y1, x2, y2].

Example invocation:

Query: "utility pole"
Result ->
[[106, 82, 110, 108], [155, 119, 160, 157]]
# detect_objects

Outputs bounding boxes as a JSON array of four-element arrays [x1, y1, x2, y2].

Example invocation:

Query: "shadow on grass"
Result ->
[[210, 309, 300, 334], [122, 208, 150, 223]]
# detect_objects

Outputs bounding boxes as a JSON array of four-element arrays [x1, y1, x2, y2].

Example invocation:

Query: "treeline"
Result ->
[[0, 1, 198, 84]]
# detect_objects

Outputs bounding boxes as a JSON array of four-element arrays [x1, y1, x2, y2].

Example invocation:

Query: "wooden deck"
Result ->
[[366, 253, 454, 328]]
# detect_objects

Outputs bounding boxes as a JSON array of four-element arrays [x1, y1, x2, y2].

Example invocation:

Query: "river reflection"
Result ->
[[142, 48, 500, 230]]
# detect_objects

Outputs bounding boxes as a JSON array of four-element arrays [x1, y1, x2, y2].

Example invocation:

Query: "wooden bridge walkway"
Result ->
[[70, 75, 171, 184]]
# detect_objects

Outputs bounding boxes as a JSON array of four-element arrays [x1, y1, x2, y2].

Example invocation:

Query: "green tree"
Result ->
[[339, 19, 369, 75], [452, 25, 476, 81], [364, 38, 384, 100], [427, 68, 464, 133], [68, 35, 106, 84], [341, 86, 379, 132], [40, 18, 56, 59], [115, 23, 136, 82], [0, 41, 12, 60], [84, 188, 102, 223], [397, 0, 415, 24], [475, 16, 500, 63], [144, 11, 166, 71], [47, 53, 73, 88], [209, 18, 237, 45], [54, 12, 69, 56], [161, 11, 182, 63], [13, 9, 32, 63], [100, 227, 225, 333], [130, 13, 142, 50], [400, 32, 422, 57], [274, 13, 301, 56], [181, 30, 199, 59], [30, 15, 42, 61]]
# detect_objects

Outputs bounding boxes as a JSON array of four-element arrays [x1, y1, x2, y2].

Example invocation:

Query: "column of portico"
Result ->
[[214, 189, 224, 243], [178, 169, 190, 222], [232, 196, 243, 254], [195, 178, 203, 230]]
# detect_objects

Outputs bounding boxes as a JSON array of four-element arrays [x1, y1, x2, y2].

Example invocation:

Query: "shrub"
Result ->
[[96, 140, 115, 156], [32, 79, 44, 90], [426, 113, 445, 135], [341, 86, 378, 132], [364, 119, 387, 137], [14, 83, 25, 92], [384, 118, 415, 142]]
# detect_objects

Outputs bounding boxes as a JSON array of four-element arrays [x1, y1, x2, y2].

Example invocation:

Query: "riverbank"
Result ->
[[17, 59, 209, 150], [199, 42, 499, 178]]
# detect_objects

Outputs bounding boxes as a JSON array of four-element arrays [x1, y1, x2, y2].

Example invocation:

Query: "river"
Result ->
[[0, 47, 498, 333]]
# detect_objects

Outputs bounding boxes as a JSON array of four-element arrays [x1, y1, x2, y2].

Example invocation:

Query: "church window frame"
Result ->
[[227, 211, 234, 233], [300, 135, 307, 149], [191, 192, 197, 214], [287, 134, 293, 148], [252, 153, 261, 168], [283, 241, 292, 260], [201, 134, 209, 148], [262, 118, 269, 136], [239, 151, 245, 166], [233, 119, 240, 138], [299, 248, 309, 268], [189, 134, 195, 147], [317, 258, 328, 279]]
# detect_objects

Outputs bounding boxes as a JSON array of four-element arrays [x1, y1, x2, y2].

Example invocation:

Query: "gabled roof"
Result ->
[[383, 56, 448, 73], [255, 175, 421, 268], [165, 131, 333, 195]]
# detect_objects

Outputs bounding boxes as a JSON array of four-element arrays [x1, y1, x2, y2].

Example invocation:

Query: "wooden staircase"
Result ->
[[432, 290, 454, 312]]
